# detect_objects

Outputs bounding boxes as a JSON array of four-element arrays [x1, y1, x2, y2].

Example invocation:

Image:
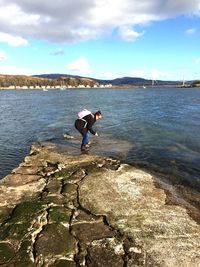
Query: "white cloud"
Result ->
[[0, 65, 31, 75], [0, 0, 199, 43], [118, 26, 144, 42], [185, 28, 197, 35], [150, 68, 169, 80], [67, 57, 91, 75], [0, 32, 28, 47], [0, 50, 8, 60]]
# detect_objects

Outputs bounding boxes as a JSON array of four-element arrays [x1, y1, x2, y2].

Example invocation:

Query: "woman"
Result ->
[[75, 110, 102, 151]]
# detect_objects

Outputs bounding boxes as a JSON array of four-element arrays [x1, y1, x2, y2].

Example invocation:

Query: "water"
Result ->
[[0, 88, 200, 190]]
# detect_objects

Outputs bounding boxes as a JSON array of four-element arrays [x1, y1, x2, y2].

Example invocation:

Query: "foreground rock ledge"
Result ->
[[0, 142, 199, 267]]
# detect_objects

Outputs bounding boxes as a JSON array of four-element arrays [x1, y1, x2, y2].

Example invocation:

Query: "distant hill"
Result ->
[[34, 74, 189, 86], [0, 73, 194, 88], [0, 74, 98, 88]]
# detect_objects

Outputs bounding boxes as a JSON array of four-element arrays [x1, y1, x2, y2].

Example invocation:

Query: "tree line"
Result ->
[[0, 75, 97, 87]]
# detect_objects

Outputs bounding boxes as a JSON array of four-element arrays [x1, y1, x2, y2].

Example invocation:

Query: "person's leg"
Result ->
[[81, 132, 89, 149]]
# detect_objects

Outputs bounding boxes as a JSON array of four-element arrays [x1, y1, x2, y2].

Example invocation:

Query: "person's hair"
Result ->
[[95, 110, 102, 117]]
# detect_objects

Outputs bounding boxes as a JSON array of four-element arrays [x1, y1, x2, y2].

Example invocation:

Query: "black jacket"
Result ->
[[75, 113, 96, 135]]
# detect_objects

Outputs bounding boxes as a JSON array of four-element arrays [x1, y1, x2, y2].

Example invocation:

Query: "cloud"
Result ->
[[0, 0, 200, 43], [0, 32, 28, 47], [150, 68, 169, 80], [0, 50, 8, 60], [185, 28, 197, 35], [118, 26, 144, 42], [67, 57, 91, 74], [0, 64, 31, 75]]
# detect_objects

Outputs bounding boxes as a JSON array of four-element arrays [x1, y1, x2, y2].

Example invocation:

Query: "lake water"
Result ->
[[0, 88, 200, 190]]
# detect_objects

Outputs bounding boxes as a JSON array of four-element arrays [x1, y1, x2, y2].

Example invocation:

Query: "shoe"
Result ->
[[81, 145, 89, 152]]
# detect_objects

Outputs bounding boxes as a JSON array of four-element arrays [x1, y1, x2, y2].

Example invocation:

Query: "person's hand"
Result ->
[[95, 132, 98, 136]]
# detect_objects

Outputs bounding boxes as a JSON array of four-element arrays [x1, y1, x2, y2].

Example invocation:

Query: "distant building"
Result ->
[[8, 85, 15, 89]]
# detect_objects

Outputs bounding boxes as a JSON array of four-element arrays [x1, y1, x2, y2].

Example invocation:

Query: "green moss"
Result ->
[[49, 206, 71, 224], [54, 169, 73, 180], [11, 201, 44, 223], [0, 242, 15, 264], [51, 259, 76, 267], [3, 222, 31, 240], [0, 200, 45, 241], [16, 239, 35, 267]]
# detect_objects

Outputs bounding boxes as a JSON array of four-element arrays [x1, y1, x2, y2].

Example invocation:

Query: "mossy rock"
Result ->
[[0, 242, 15, 264], [46, 179, 62, 194], [50, 259, 76, 267], [42, 194, 67, 205], [0, 200, 45, 240], [13, 240, 35, 267], [0, 207, 13, 224], [62, 183, 77, 195], [48, 206, 72, 224], [35, 223, 77, 257], [1, 222, 31, 240], [54, 169, 74, 180], [11, 201, 44, 223]]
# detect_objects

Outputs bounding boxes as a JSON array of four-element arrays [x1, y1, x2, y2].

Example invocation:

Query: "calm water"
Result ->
[[0, 88, 200, 190]]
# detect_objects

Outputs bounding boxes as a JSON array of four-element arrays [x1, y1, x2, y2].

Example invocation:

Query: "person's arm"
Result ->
[[85, 114, 96, 135]]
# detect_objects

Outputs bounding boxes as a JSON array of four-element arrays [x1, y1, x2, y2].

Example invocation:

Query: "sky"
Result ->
[[0, 0, 200, 81]]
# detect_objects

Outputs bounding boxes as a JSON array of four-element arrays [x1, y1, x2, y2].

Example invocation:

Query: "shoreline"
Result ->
[[0, 85, 199, 90], [0, 142, 199, 266]]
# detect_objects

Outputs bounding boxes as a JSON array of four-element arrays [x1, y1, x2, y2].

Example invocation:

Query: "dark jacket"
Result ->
[[75, 113, 96, 135]]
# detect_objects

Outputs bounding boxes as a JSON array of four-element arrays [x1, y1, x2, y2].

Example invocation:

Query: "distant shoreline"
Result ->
[[0, 85, 198, 90]]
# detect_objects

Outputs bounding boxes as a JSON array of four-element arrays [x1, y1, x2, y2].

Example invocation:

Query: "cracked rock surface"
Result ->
[[0, 142, 199, 267]]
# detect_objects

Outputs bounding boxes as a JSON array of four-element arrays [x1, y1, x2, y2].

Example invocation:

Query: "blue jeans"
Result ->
[[82, 132, 89, 147]]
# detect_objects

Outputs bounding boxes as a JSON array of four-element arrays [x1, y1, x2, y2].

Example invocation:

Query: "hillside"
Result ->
[[0, 74, 98, 88], [35, 74, 189, 86], [0, 73, 194, 88]]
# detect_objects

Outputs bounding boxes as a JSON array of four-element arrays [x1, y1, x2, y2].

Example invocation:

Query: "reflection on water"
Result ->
[[0, 88, 200, 191]]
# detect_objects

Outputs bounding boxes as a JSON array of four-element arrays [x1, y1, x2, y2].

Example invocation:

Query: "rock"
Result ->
[[86, 238, 124, 267], [79, 164, 200, 267], [35, 223, 77, 262], [0, 142, 199, 266]]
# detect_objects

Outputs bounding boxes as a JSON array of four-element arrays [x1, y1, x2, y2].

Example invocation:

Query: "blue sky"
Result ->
[[0, 0, 200, 81]]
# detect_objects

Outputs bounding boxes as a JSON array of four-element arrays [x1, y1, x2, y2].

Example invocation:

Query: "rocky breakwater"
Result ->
[[0, 142, 199, 267]]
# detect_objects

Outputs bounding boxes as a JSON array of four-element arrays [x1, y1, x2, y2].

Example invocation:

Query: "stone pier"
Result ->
[[0, 142, 199, 266]]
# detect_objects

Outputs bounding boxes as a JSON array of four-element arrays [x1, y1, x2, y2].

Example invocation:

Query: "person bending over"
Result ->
[[75, 110, 102, 151]]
